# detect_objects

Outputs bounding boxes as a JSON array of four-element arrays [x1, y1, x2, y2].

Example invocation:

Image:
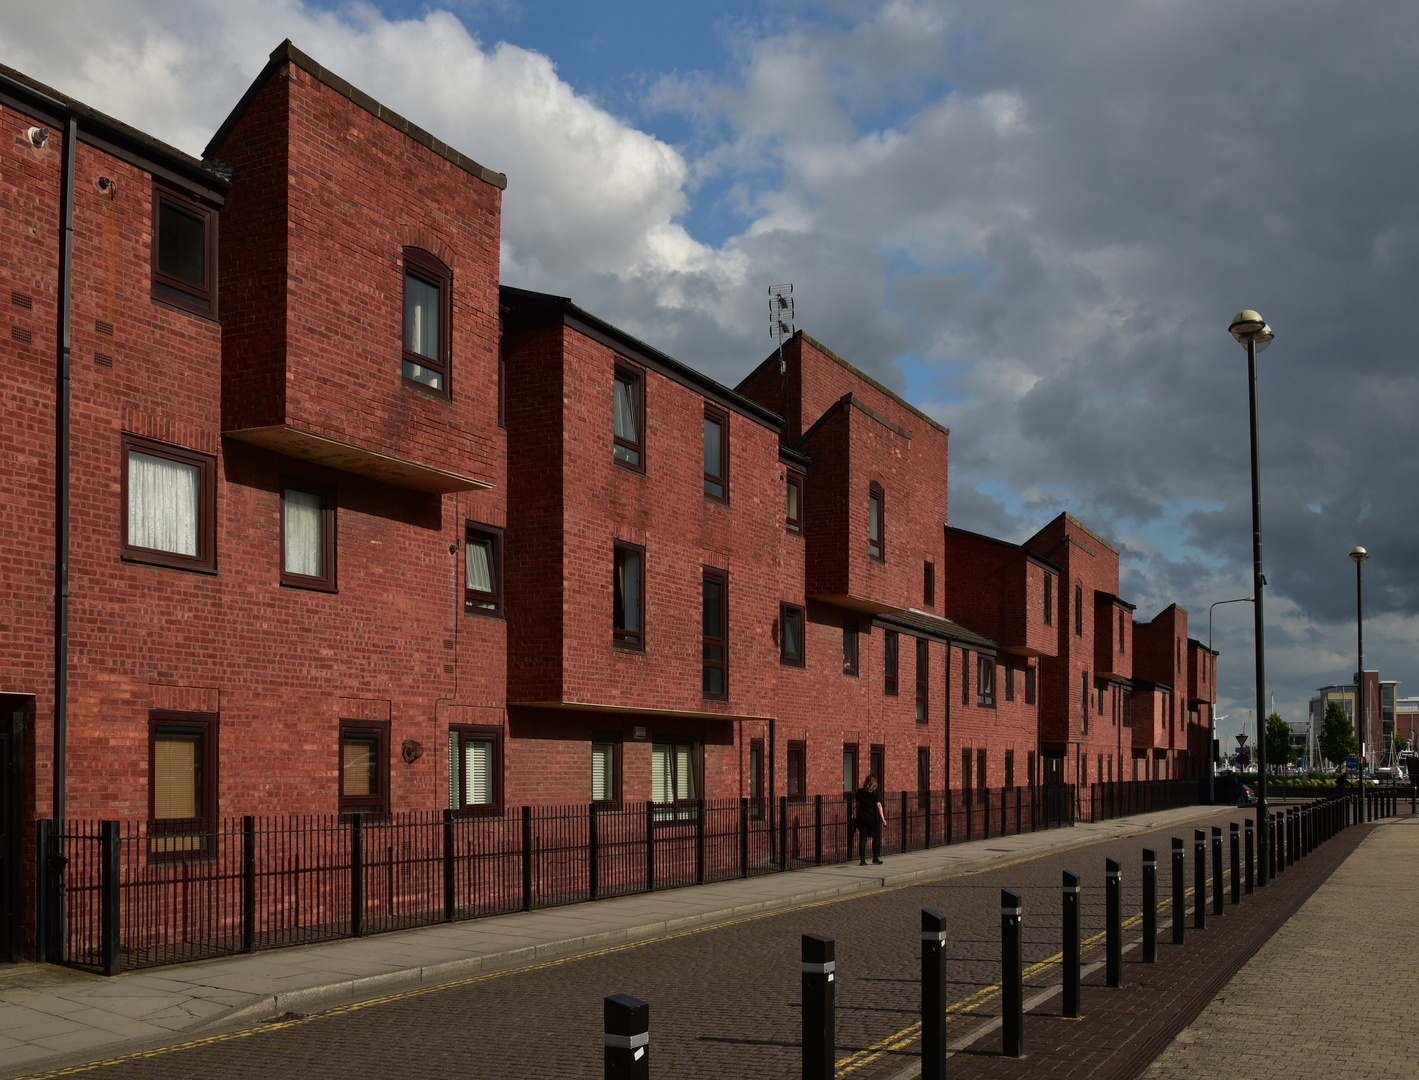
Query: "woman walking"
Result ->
[[856, 774, 885, 865]]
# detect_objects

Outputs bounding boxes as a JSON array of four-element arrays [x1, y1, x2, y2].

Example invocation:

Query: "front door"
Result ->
[[0, 697, 28, 962]]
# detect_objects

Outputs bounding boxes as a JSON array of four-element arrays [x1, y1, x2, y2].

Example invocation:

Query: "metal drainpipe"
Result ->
[[54, 112, 76, 829]]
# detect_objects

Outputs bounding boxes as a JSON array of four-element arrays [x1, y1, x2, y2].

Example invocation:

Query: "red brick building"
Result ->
[[1, 42, 1216, 958]]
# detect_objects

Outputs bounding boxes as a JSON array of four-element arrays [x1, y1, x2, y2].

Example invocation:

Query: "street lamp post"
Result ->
[[1351, 545, 1368, 822], [1229, 310, 1274, 886], [1208, 597, 1254, 802]]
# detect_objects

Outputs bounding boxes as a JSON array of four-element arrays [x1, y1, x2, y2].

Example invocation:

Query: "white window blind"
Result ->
[[592, 744, 613, 801], [676, 745, 695, 800], [651, 744, 670, 803], [129, 451, 199, 555], [284, 487, 323, 577], [465, 739, 492, 805]]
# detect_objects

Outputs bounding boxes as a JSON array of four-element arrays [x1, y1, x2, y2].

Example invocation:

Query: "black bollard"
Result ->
[[1230, 823, 1241, 904], [1105, 858, 1122, 987], [1211, 827, 1224, 916], [604, 994, 649, 1080], [1062, 871, 1081, 1017], [921, 909, 947, 1080], [1244, 820, 1255, 894], [1286, 809, 1295, 866], [1193, 830, 1206, 930], [1001, 889, 1024, 1057], [1171, 838, 1185, 944], [1268, 814, 1277, 878], [801, 934, 835, 1080], [1141, 850, 1157, 964]]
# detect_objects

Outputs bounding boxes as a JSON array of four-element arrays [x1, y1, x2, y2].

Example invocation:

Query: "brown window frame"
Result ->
[[464, 523, 505, 616], [613, 541, 646, 650], [917, 746, 931, 805], [780, 603, 806, 666], [1044, 572, 1053, 626], [884, 630, 899, 696], [786, 740, 806, 801], [703, 404, 729, 502], [961, 648, 970, 705], [449, 723, 503, 816], [915, 638, 929, 722], [592, 733, 621, 805], [923, 561, 935, 607], [842, 618, 859, 677], [121, 433, 217, 574], [151, 185, 217, 317], [1025, 664, 1037, 706], [785, 469, 804, 534], [340, 720, 390, 819], [1075, 583, 1084, 637], [401, 247, 452, 399], [977, 654, 996, 708], [280, 476, 337, 592], [976, 748, 988, 792], [702, 567, 729, 700], [868, 482, 885, 561], [842, 742, 859, 794], [148, 711, 218, 860], [748, 737, 765, 816], [1119, 609, 1126, 653], [613, 362, 646, 472], [1004, 659, 1015, 702], [1005, 748, 1015, 789]]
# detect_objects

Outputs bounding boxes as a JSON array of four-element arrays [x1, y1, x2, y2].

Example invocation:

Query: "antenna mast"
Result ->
[[768, 284, 794, 374]]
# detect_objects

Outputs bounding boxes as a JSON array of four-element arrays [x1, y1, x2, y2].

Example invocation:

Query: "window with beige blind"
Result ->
[[652, 740, 699, 821], [149, 713, 215, 857], [448, 725, 501, 814], [340, 721, 388, 817]]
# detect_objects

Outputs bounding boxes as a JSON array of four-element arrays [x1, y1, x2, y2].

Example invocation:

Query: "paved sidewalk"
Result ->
[[0, 805, 1213, 1077], [1143, 813, 1419, 1080]]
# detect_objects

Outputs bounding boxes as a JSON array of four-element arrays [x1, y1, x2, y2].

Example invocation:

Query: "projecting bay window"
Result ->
[[122, 435, 217, 573], [703, 406, 728, 501], [613, 364, 645, 470], [402, 247, 451, 396], [652, 741, 699, 820], [613, 542, 645, 649], [465, 524, 503, 615], [149, 712, 216, 858], [702, 568, 728, 699], [281, 479, 336, 591], [449, 726, 501, 814], [340, 721, 389, 818], [152, 186, 216, 315]]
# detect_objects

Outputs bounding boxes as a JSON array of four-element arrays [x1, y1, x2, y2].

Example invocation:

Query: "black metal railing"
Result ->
[[1082, 779, 1202, 823], [35, 780, 1173, 974]]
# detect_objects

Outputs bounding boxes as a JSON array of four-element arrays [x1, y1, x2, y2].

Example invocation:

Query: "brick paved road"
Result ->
[[27, 806, 1352, 1080]]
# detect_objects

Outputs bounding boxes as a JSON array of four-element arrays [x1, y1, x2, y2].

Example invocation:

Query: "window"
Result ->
[[884, 631, 899, 696], [149, 712, 216, 857], [923, 561, 935, 607], [786, 741, 805, 800], [780, 603, 805, 666], [402, 247, 451, 396], [281, 479, 336, 591], [465, 524, 504, 614], [868, 483, 884, 560], [915, 638, 929, 722], [1044, 572, 1054, 626], [449, 726, 501, 813], [1119, 609, 1126, 653], [1025, 664, 1036, 706], [786, 471, 804, 534], [1004, 660, 1015, 702], [1099, 683, 1108, 713], [917, 747, 930, 803], [961, 649, 970, 705], [1080, 670, 1090, 735], [842, 744, 858, 794], [122, 434, 216, 573], [703, 406, 728, 500], [977, 748, 988, 792], [1028, 750, 1036, 788], [961, 748, 972, 792], [870, 745, 884, 787], [340, 721, 389, 817], [613, 365, 645, 470], [702, 568, 728, 699], [151, 186, 215, 315], [1075, 584, 1084, 636], [978, 655, 995, 707], [749, 738, 764, 815], [613, 542, 645, 649], [1005, 749, 1015, 789], [592, 737, 618, 803], [652, 741, 699, 819], [842, 619, 859, 676]]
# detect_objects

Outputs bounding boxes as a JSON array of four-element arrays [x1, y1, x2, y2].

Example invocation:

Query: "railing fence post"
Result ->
[[100, 821, 120, 977], [1001, 889, 1024, 1057], [814, 794, 823, 867], [921, 908, 947, 1080], [1062, 871, 1081, 1015], [604, 993, 649, 1080], [350, 813, 364, 937], [901, 790, 909, 852], [644, 802, 655, 893], [589, 802, 600, 902], [801, 934, 836, 1080], [243, 815, 257, 950], [1105, 857, 1122, 988], [740, 797, 750, 878], [696, 799, 706, 885], [522, 805, 534, 911], [924, 788, 932, 850], [779, 796, 789, 871], [1142, 850, 1157, 963]]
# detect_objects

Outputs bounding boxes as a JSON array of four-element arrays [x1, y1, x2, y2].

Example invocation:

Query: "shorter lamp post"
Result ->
[[1351, 545, 1367, 821]]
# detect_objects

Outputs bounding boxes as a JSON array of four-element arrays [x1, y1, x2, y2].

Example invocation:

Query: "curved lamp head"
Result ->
[[1350, 545, 1369, 565], [1229, 310, 1275, 351]]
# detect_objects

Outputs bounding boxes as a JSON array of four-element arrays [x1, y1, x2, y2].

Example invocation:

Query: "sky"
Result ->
[[3, 0, 1416, 746]]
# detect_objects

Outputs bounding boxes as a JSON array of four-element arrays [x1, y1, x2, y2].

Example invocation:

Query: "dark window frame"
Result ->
[[917, 746, 931, 806], [923, 561, 935, 607], [977, 654, 996, 708], [977, 748, 988, 792], [148, 710, 218, 861], [785, 469, 804, 534], [1004, 659, 1015, 702], [1044, 572, 1053, 626], [464, 522, 505, 616], [449, 723, 504, 817], [961, 648, 970, 706], [1025, 664, 1037, 706], [702, 567, 729, 700], [842, 618, 859, 677], [121, 433, 217, 574], [842, 742, 859, 794], [613, 540, 647, 650], [749, 737, 765, 816], [868, 482, 885, 561], [401, 246, 452, 399], [339, 719, 390, 819], [613, 362, 646, 473], [780, 603, 806, 667], [1080, 669, 1090, 734], [1075, 583, 1084, 637], [151, 184, 217, 317], [591, 732, 621, 805], [280, 476, 337, 592], [884, 630, 899, 696], [1119, 609, 1126, 653], [786, 740, 806, 801], [915, 638, 929, 722], [703, 404, 729, 502]]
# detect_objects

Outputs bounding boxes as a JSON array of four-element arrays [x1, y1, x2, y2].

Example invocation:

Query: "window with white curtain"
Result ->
[[279, 480, 337, 591], [464, 525, 502, 613], [401, 247, 450, 396], [122, 435, 215, 572], [448, 727, 500, 812]]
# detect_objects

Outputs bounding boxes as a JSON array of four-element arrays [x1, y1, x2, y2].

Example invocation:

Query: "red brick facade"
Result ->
[[1, 42, 1215, 956]]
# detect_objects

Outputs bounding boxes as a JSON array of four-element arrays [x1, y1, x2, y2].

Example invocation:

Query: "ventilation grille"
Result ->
[[11, 291, 32, 310], [11, 326, 32, 344]]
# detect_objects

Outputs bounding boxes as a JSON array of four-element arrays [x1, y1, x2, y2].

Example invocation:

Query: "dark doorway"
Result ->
[[0, 696, 29, 962]]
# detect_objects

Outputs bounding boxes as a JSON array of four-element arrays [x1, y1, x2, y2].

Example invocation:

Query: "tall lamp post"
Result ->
[[1351, 545, 1367, 821], [1208, 596, 1253, 802], [1229, 310, 1274, 885]]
